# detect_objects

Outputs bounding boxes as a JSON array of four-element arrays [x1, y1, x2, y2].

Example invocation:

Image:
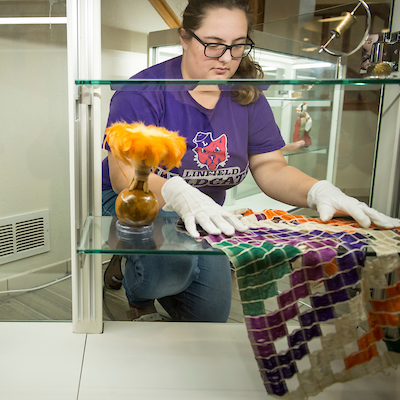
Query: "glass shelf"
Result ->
[[282, 145, 328, 157], [267, 97, 331, 102], [78, 215, 397, 258], [75, 77, 400, 89], [77, 215, 224, 256]]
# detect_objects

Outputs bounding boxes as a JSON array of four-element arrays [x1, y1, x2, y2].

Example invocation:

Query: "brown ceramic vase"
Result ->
[[115, 162, 159, 227]]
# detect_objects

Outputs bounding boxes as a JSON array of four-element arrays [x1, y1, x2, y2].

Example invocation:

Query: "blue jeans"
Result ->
[[102, 189, 232, 322]]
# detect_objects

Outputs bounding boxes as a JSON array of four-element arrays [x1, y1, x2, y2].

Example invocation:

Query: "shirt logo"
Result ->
[[193, 132, 229, 170]]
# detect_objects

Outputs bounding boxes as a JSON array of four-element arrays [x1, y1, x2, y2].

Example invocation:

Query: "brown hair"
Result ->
[[180, 0, 264, 106]]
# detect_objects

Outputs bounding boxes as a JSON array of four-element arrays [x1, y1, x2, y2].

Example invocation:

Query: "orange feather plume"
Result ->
[[103, 121, 186, 172]]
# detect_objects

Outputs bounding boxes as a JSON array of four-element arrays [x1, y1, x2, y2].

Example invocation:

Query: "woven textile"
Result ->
[[203, 210, 400, 399]]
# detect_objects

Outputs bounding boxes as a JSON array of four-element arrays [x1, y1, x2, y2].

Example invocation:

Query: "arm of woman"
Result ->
[[250, 150, 400, 228], [249, 150, 317, 208], [108, 151, 167, 208]]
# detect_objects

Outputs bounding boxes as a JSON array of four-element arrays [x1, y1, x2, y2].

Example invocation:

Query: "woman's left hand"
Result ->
[[307, 180, 400, 229]]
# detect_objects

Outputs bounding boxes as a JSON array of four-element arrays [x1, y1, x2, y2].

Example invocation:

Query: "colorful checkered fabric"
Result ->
[[203, 210, 400, 399]]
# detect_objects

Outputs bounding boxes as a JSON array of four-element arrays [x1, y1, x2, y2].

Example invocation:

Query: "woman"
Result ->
[[102, 0, 399, 322]]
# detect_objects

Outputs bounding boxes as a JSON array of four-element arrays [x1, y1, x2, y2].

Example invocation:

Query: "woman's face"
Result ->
[[180, 7, 248, 80]]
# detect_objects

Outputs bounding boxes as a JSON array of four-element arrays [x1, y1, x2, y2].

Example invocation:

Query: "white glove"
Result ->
[[307, 180, 400, 229], [161, 176, 248, 238]]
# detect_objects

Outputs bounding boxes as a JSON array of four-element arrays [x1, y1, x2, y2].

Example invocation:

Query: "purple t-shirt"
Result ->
[[102, 56, 285, 205]]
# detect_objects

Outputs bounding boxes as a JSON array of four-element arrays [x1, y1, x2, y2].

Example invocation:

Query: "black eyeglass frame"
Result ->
[[190, 31, 254, 59]]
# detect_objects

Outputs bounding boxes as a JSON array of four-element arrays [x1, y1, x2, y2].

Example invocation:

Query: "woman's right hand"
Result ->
[[161, 176, 248, 238]]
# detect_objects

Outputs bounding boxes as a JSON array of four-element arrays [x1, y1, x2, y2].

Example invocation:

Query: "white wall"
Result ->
[[101, 25, 148, 132], [0, 6, 153, 281], [0, 25, 71, 279]]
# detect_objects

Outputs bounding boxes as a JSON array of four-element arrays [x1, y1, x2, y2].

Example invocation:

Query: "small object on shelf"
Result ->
[[367, 62, 394, 76], [115, 164, 159, 229], [292, 102, 312, 147], [366, 31, 400, 76], [319, 0, 371, 57], [104, 122, 186, 233]]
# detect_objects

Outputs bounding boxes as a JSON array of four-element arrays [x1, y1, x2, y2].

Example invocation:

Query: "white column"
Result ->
[[371, 0, 400, 217], [67, 0, 103, 334]]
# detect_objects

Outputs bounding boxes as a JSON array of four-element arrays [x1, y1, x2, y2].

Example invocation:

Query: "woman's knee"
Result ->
[[124, 254, 199, 300], [165, 254, 199, 287], [150, 254, 199, 296]]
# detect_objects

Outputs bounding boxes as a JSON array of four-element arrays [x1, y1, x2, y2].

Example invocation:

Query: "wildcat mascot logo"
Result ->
[[193, 132, 229, 170]]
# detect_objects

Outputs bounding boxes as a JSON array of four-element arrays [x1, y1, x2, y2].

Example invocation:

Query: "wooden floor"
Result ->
[[0, 265, 245, 323], [0, 275, 73, 321]]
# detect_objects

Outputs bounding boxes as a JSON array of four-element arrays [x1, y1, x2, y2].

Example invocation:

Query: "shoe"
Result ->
[[126, 303, 163, 321], [104, 255, 124, 290]]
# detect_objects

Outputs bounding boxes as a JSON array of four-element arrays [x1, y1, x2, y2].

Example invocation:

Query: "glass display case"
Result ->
[[68, 1, 400, 336], [71, 75, 400, 333], [0, 1, 70, 318]]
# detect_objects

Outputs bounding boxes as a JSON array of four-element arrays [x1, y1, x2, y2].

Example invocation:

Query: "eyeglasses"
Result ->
[[190, 32, 254, 59]]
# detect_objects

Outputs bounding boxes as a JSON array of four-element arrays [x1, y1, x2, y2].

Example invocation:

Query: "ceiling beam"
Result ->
[[250, 0, 265, 30], [148, 0, 181, 29]]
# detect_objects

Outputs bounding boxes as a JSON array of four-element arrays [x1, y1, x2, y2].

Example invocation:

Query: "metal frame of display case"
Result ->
[[67, 0, 103, 334], [67, 0, 400, 334], [370, 0, 400, 216]]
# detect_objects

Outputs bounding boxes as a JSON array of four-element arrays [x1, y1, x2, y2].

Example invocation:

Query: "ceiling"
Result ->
[[0, 0, 187, 34], [0, 0, 393, 34], [101, 0, 187, 34], [100, 0, 394, 34]]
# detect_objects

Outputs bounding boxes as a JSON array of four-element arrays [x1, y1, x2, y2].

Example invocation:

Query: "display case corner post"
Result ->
[[67, 0, 104, 334], [370, 2, 400, 217]]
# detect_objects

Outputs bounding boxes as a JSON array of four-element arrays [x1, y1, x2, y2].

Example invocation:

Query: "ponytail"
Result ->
[[231, 55, 264, 105]]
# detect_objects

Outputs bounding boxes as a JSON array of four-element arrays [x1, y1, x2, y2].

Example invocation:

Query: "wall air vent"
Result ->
[[0, 210, 50, 265]]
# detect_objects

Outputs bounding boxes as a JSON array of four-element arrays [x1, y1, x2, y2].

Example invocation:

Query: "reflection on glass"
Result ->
[[0, 15, 69, 322], [0, 0, 66, 18], [78, 216, 224, 255]]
